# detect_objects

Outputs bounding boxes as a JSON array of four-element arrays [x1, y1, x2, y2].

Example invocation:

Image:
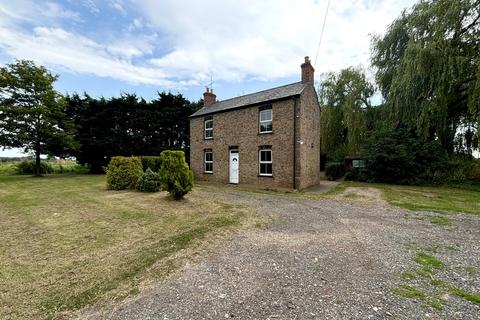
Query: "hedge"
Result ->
[[325, 162, 345, 181], [139, 156, 163, 172], [158, 150, 193, 199], [16, 161, 53, 175], [137, 168, 161, 192], [106, 156, 143, 190]]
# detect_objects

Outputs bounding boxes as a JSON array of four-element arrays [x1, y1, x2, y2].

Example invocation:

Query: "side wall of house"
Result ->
[[295, 84, 320, 189], [190, 99, 295, 189]]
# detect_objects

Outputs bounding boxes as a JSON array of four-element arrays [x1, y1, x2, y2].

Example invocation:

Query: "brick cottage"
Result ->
[[189, 57, 320, 190]]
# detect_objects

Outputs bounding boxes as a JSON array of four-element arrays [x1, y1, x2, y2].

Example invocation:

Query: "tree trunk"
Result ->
[[35, 148, 41, 177]]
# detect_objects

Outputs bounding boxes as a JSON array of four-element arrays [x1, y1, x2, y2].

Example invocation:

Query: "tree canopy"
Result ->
[[319, 67, 376, 160], [0, 60, 76, 175], [66, 92, 201, 173], [371, 0, 480, 155]]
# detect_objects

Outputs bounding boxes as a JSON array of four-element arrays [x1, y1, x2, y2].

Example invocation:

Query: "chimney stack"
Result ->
[[203, 87, 216, 107], [301, 56, 315, 83]]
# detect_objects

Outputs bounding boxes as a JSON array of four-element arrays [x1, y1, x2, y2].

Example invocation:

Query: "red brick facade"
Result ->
[[189, 58, 320, 190]]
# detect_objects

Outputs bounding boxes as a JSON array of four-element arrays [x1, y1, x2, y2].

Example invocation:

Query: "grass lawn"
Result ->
[[0, 174, 252, 319], [330, 181, 480, 215]]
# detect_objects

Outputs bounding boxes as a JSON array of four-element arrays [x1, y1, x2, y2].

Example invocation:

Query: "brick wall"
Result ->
[[190, 99, 295, 189], [296, 84, 321, 189], [190, 85, 320, 190]]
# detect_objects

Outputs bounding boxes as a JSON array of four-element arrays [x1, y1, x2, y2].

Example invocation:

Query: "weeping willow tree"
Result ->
[[319, 67, 374, 160], [372, 0, 480, 155]]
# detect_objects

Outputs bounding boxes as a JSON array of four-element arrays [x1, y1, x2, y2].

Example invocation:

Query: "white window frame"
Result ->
[[204, 118, 213, 139], [259, 109, 272, 133], [352, 159, 366, 169], [204, 150, 213, 173], [259, 149, 273, 176]]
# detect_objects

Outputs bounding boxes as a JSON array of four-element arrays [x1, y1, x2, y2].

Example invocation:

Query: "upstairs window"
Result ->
[[204, 149, 213, 173], [259, 147, 272, 176], [259, 105, 272, 133], [204, 116, 213, 139]]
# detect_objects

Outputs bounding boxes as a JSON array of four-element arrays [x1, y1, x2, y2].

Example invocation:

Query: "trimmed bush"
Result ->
[[106, 156, 143, 190], [16, 161, 53, 175], [158, 150, 193, 199], [137, 168, 161, 192], [139, 156, 163, 172], [325, 162, 345, 181]]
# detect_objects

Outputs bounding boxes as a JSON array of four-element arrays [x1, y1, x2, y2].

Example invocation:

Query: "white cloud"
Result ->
[[128, 18, 144, 31], [82, 0, 100, 14], [0, 26, 176, 86], [0, 0, 417, 87], [0, 1, 83, 26], [44, 2, 83, 22], [136, 0, 416, 83], [110, 0, 127, 15]]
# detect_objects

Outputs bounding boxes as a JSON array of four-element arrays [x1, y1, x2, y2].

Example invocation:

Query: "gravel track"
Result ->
[[88, 187, 480, 320]]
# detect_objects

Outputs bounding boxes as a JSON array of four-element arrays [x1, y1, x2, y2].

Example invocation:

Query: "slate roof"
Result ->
[[190, 81, 307, 117]]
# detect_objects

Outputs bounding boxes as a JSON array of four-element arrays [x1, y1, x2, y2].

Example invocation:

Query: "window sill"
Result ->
[[204, 172, 213, 174], [204, 137, 214, 140], [258, 131, 273, 135], [258, 174, 273, 178]]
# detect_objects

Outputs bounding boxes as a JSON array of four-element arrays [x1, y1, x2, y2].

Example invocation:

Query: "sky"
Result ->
[[0, 0, 416, 157]]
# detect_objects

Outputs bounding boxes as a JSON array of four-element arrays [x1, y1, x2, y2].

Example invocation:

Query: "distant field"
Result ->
[[0, 175, 252, 319], [0, 159, 88, 175]]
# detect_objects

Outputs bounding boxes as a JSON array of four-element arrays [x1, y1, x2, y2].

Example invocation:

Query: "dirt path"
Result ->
[[86, 187, 480, 319]]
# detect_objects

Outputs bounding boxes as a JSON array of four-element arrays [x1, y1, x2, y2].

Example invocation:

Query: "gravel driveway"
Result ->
[[89, 186, 480, 320]]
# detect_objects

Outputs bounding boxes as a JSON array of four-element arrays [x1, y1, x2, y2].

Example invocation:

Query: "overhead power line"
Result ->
[[314, 0, 331, 68]]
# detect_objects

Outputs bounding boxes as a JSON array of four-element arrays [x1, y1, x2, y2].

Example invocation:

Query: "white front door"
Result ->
[[229, 150, 239, 184]]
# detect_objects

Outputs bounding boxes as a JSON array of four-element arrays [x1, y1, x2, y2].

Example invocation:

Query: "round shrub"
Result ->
[[325, 162, 345, 181], [139, 156, 163, 172], [158, 150, 193, 200], [16, 161, 53, 175], [137, 168, 161, 192], [106, 156, 143, 190]]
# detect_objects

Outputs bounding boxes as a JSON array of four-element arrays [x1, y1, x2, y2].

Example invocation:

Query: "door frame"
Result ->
[[229, 149, 239, 184]]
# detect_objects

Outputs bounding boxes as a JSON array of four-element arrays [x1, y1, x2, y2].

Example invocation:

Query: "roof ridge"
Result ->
[[213, 81, 304, 105], [190, 81, 307, 117]]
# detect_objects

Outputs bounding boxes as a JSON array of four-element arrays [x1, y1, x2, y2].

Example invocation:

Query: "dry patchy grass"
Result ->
[[0, 175, 254, 319], [323, 181, 480, 215]]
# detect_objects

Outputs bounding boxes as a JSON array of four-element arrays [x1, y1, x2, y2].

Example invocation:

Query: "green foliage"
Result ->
[[0, 160, 87, 176], [360, 128, 449, 185], [371, 0, 480, 155], [0, 60, 77, 176], [137, 168, 161, 192], [16, 161, 53, 175], [106, 156, 143, 190], [433, 157, 480, 184], [392, 284, 426, 299], [319, 67, 377, 160], [158, 150, 193, 199], [139, 156, 163, 172], [414, 252, 445, 271], [51, 162, 89, 174], [66, 93, 202, 173], [449, 286, 480, 304], [325, 162, 345, 181]]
